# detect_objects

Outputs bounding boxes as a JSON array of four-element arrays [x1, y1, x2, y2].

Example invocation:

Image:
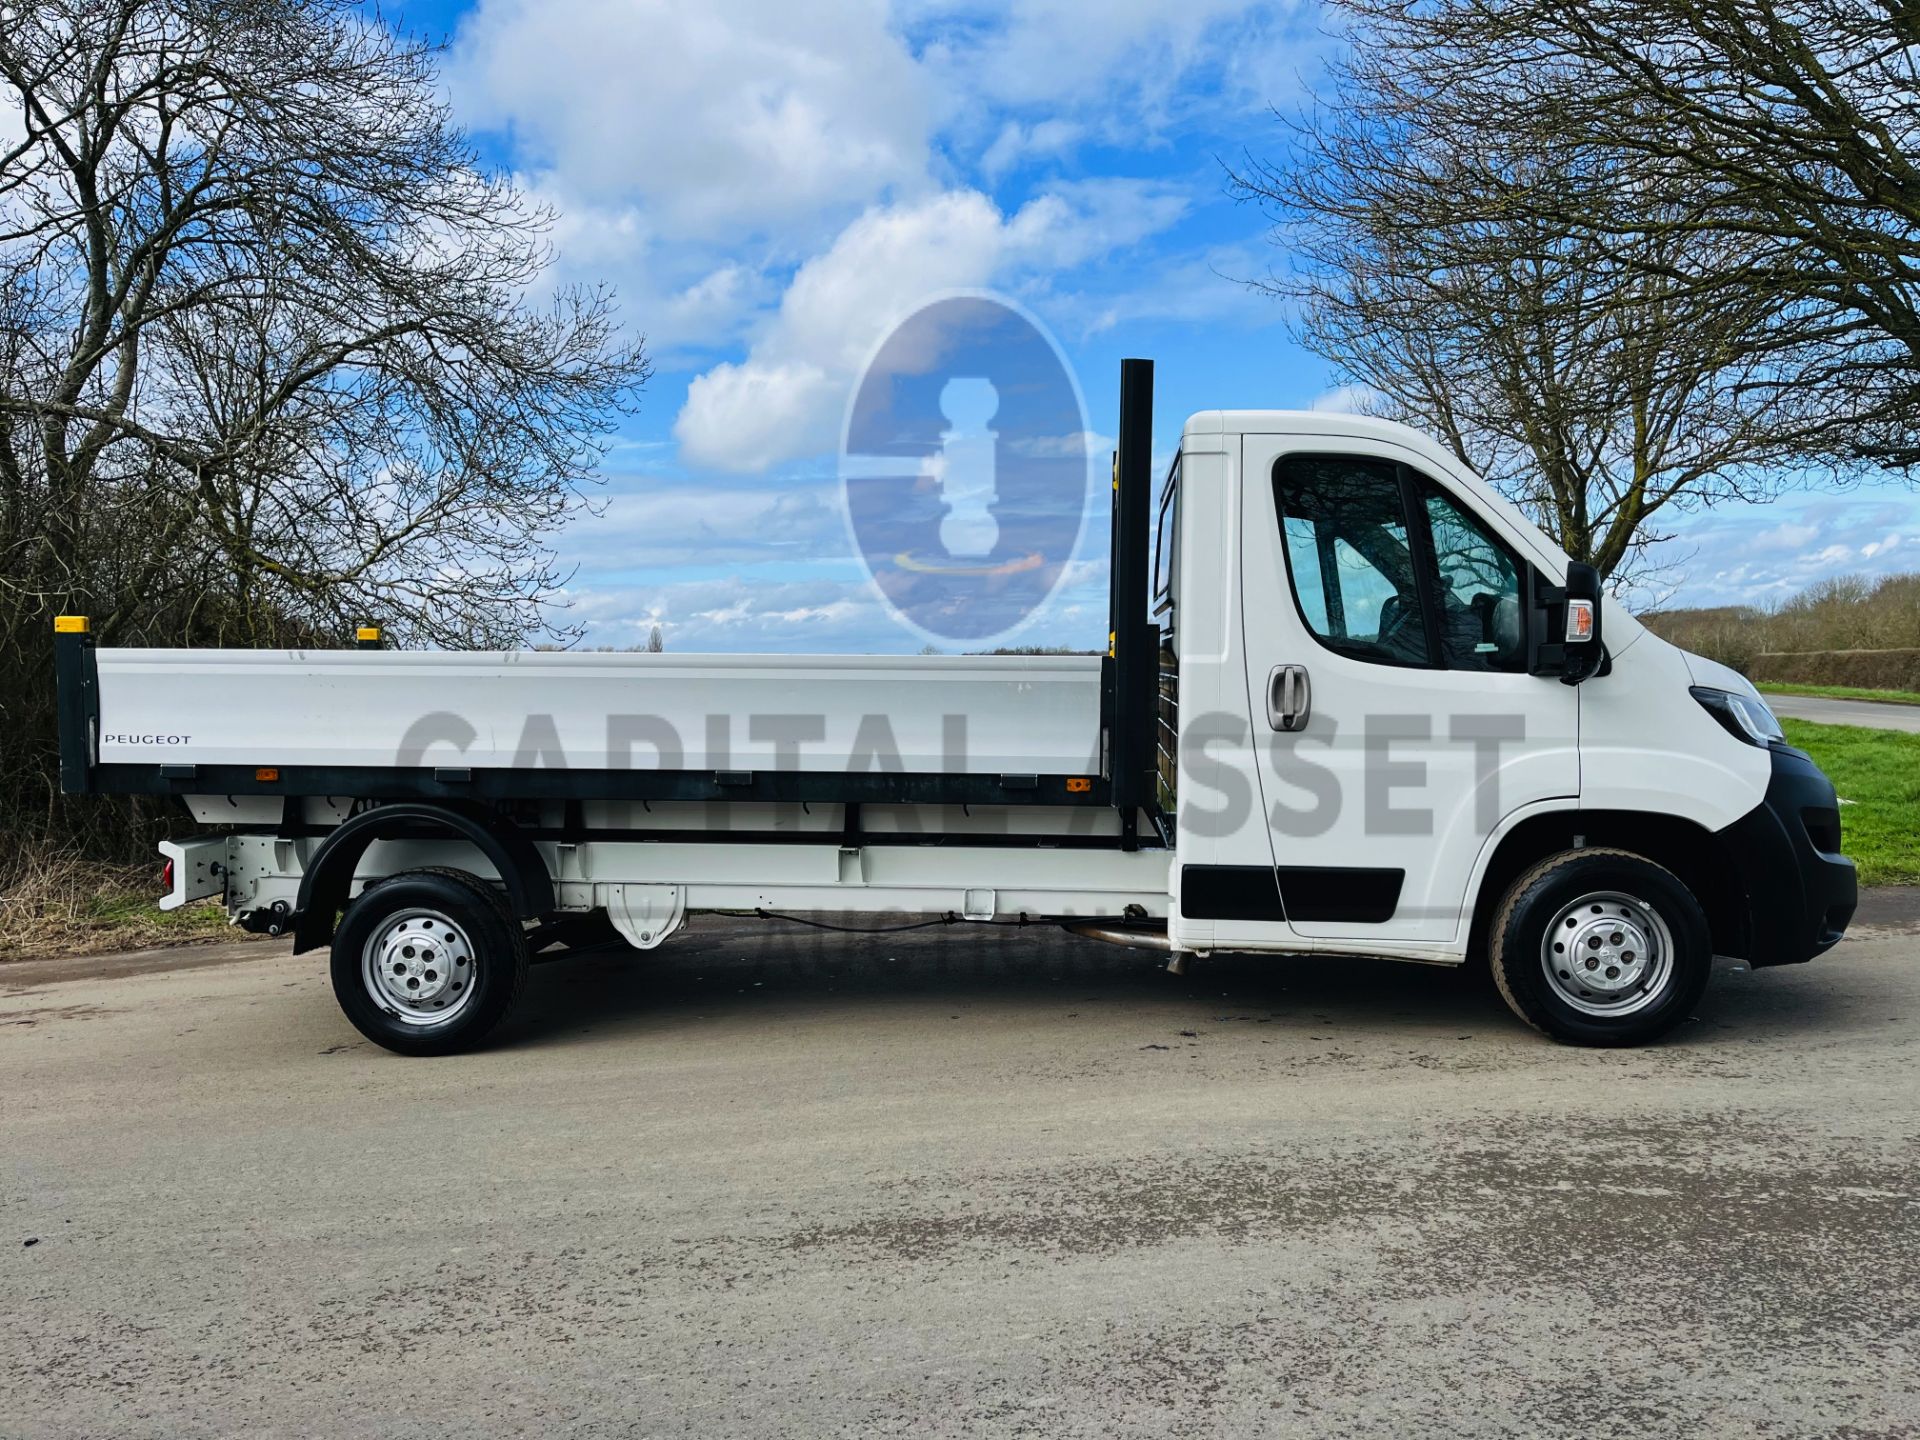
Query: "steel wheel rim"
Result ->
[[362, 908, 477, 1025], [1539, 890, 1675, 1018]]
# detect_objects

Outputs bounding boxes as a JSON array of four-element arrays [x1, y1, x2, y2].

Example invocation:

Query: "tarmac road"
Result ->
[[4, 894, 1918, 1439], [1762, 690, 1920, 733]]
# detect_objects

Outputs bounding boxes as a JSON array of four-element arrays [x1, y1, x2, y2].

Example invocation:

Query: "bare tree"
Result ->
[[0, 0, 648, 851], [1235, 2, 1858, 580], [1303, 0, 1920, 468]]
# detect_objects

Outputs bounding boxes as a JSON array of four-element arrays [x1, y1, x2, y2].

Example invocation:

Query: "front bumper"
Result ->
[[1718, 744, 1857, 967]]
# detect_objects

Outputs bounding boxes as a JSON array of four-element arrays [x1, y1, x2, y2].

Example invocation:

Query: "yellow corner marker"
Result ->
[[54, 614, 89, 634], [355, 626, 382, 643]]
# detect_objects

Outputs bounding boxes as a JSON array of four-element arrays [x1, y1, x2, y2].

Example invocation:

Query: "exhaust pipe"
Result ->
[[1062, 920, 1188, 974], [1063, 920, 1171, 950]]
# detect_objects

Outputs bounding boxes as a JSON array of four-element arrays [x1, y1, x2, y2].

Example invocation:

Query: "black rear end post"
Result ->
[[1109, 359, 1156, 850], [53, 614, 98, 795]]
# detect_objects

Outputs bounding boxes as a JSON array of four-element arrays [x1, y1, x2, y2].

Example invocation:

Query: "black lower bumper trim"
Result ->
[[1718, 744, 1857, 967]]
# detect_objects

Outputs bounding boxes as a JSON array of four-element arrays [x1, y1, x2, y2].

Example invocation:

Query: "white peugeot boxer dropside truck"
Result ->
[[54, 361, 1857, 1055]]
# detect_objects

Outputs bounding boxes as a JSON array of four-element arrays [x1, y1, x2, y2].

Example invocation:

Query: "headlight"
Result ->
[[1690, 686, 1785, 747]]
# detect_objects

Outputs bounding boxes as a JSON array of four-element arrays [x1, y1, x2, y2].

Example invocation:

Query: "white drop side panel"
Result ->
[[93, 651, 1104, 775]]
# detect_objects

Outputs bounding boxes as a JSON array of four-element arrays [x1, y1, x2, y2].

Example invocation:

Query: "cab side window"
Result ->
[[1273, 454, 1526, 673], [1273, 456, 1431, 666], [1152, 454, 1180, 626], [1421, 481, 1525, 672]]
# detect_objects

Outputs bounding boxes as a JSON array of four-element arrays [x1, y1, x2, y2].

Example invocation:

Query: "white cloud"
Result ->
[[449, 0, 929, 244], [565, 479, 850, 570], [674, 191, 1005, 471], [979, 119, 1085, 179], [659, 263, 767, 343], [1050, 238, 1279, 338], [447, 0, 1310, 368], [1749, 519, 1822, 551], [1311, 383, 1385, 415], [502, 180, 785, 358], [776, 193, 1013, 372], [908, 0, 1319, 135], [1654, 489, 1920, 609], [566, 574, 893, 651], [1010, 178, 1193, 268], [446, 0, 1310, 260], [675, 183, 1190, 472], [675, 361, 848, 476]]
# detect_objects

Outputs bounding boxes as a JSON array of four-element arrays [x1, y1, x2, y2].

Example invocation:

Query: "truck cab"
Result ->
[[1158, 407, 1856, 1033]]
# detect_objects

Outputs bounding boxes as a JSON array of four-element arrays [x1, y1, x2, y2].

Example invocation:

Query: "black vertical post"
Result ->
[[1111, 358, 1154, 849], [53, 616, 98, 795]]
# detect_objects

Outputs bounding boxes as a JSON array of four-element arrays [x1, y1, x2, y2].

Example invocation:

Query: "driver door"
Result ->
[[1240, 436, 1579, 946]]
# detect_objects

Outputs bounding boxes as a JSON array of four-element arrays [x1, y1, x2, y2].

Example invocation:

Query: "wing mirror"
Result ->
[[1530, 561, 1606, 685]]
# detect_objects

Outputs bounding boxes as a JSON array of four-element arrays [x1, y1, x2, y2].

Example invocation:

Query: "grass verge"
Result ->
[[0, 855, 245, 962], [1760, 681, 1920, 707], [1781, 719, 1920, 887]]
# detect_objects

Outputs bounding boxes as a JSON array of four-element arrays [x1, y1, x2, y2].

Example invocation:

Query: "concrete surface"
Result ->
[[1762, 690, 1920, 732], [4, 895, 1919, 1439]]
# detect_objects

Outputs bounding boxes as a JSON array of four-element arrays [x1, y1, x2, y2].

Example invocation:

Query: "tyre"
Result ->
[[330, 868, 529, 1056], [1489, 847, 1712, 1046]]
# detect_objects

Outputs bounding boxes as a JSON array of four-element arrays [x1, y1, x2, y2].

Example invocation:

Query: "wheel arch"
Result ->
[[1468, 808, 1750, 966], [292, 802, 554, 953]]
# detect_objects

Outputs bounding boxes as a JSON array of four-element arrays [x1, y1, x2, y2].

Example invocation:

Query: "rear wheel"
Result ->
[[330, 868, 529, 1056], [1489, 848, 1711, 1046]]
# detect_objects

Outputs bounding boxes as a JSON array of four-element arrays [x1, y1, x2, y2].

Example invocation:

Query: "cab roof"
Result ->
[[1182, 408, 1443, 449]]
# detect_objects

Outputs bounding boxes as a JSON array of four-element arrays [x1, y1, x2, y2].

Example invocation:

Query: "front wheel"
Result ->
[[1489, 848, 1712, 1046], [330, 868, 529, 1056]]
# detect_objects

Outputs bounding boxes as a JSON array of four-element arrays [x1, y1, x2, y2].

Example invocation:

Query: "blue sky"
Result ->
[[387, 0, 1920, 651]]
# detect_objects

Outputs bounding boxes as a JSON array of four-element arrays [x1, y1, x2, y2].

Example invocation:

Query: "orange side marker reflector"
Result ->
[[1066, 777, 1092, 793], [255, 767, 280, 782]]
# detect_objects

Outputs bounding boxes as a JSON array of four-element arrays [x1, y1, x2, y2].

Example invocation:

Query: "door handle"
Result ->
[[1267, 664, 1311, 732]]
